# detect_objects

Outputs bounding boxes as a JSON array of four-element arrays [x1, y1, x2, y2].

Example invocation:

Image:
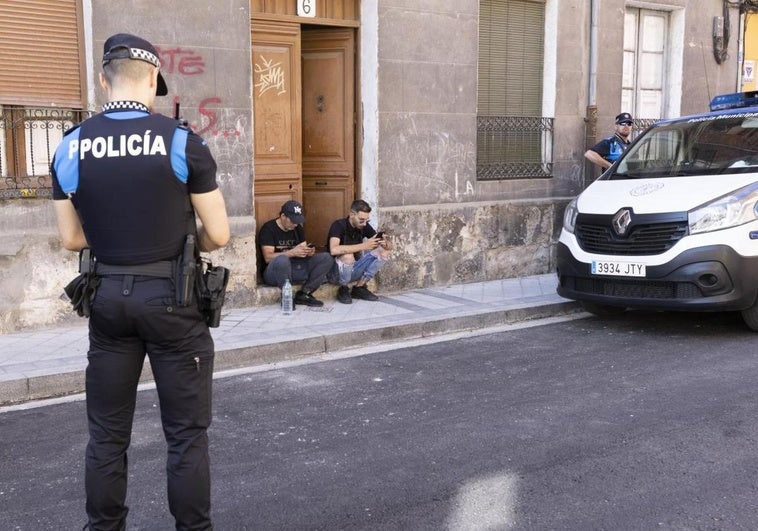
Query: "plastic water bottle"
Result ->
[[281, 278, 293, 315]]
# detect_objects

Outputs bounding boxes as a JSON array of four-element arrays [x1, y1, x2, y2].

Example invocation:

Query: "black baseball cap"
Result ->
[[102, 33, 168, 96], [281, 200, 306, 224], [615, 112, 633, 125]]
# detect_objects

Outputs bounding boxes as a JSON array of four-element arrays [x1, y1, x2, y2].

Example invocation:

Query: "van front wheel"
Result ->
[[580, 301, 627, 316], [740, 301, 758, 332]]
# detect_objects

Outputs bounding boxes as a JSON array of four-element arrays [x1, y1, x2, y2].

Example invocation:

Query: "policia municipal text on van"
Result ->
[[50, 33, 230, 530]]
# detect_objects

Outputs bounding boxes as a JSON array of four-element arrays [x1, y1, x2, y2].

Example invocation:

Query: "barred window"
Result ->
[[0, 0, 86, 198], [477, 0, 553, 180], [0, 107, 89, 199]]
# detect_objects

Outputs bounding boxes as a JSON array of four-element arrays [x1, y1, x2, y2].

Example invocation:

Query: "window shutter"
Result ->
[[478, 0, 544, 116], [0, 0, 85, 108]]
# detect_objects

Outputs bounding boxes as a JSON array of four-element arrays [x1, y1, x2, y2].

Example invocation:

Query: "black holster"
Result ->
[[64, 248, 100, 318], [196, 259, 230, 328], [175, 233, 231, 327]]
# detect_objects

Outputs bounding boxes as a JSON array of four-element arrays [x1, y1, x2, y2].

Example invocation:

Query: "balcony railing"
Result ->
[[476, 116, 554, 180], [0, 107, 91, 199]]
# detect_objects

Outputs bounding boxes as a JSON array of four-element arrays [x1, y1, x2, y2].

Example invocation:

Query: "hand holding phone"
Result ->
[[376, 231, 385, 239]]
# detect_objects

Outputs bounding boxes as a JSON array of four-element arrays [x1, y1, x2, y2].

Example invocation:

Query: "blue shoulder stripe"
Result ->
[[171, 127, 189, 184], [53, 127, 82, 195]]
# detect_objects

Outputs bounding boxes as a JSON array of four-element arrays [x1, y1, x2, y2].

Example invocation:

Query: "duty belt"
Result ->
[[96, 261, 174, 278]]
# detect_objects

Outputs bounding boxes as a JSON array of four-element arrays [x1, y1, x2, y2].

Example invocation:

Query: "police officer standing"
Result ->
[[584, 112, 634, 170], [51, 33, 229, 530]]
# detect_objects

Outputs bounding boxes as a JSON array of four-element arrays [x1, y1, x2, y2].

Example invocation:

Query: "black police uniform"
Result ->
[[51, 100, 218, 529], [589, 133, 631, 164]]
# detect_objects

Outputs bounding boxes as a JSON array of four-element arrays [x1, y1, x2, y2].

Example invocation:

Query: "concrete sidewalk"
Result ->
[[0, 274, 580, 405]]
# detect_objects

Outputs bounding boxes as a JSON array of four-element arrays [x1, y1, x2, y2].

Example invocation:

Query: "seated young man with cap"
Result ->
[[258, 200, 333, 307], [584, 112, 634, 170]]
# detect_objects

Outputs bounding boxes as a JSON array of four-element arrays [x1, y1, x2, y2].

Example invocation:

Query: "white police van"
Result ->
[[557, 92, 758, 330]]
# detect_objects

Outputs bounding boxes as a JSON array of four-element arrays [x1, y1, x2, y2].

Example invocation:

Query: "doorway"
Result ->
[[251, 22, 356, 257]]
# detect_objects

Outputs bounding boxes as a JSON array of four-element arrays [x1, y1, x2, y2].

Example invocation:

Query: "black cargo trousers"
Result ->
[[84, 273, 214, 531]]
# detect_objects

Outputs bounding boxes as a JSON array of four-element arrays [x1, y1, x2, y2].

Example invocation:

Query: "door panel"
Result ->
[[301, 28, 355, 245], [252, 21, 302, 238], [302, 46, 347, 160], [303, 173, 352, 249], [254, 178, 301, 229]]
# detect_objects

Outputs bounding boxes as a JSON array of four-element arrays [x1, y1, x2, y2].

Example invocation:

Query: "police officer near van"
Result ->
[[51, 33, 229, 530], [584, 112, 634, 170]]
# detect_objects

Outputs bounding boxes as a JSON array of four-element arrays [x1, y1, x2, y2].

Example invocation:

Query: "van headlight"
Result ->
[[688, 182, 758, 235], [563, 198, 579, 234]]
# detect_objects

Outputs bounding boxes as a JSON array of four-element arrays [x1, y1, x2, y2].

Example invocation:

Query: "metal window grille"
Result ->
[[633, 118, 658, 137], [0, 107, 90, 199], [476, 115, 554, 180]]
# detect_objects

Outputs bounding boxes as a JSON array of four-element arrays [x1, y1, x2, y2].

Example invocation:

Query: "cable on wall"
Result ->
[[714, 0, 731, 64]]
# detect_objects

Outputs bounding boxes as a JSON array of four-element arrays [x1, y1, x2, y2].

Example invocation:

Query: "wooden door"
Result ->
[[251, 21, 302, 236], [301, 28, 355, 249]]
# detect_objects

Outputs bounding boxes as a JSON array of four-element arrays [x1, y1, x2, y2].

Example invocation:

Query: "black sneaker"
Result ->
[[337, 285, 352, 304], [351, 285, 378, 301], [294, 290, 324, 307]]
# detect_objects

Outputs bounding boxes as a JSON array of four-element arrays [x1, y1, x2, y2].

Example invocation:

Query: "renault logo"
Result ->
[[612, 209, 632, 236]]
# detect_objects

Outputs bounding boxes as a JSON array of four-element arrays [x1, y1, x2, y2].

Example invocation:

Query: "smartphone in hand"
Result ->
[[376, 231, 385, 239]]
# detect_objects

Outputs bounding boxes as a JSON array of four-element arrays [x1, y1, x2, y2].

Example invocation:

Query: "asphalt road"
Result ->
[[3, 310, 758, 530]]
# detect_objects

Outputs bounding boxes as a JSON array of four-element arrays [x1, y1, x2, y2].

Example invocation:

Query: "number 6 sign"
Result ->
[[297, 0, 316, 17]]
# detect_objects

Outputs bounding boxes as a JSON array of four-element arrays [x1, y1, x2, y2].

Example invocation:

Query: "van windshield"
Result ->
[[610, 112, 758, 179]]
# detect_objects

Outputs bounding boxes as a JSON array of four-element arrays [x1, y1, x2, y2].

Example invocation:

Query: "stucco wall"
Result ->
[[373, 0, 566, 290], [376, 0, 565, 207], [680, 1, 740, 115], [553, 0, 592, 197]]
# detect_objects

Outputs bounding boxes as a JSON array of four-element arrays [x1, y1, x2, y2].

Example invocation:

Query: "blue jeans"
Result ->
[[263, 253, 333, 293], [328, 250, 387, 286]]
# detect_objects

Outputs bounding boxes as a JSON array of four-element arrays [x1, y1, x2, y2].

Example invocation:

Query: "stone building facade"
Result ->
[[0, 0, 743, 332]]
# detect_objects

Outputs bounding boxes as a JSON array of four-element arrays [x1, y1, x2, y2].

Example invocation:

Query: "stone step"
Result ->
[[256, 280, 378, 305]]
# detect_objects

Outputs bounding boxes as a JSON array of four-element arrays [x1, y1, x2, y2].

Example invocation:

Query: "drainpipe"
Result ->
[[584, 0, 599, 188], [737, 11, 746, 91]]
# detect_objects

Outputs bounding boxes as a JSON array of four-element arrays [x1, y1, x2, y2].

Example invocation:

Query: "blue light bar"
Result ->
[[709, 91, 758, 111]]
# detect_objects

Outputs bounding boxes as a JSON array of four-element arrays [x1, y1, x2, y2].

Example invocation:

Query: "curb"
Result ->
[[0, 299, 581, 406]]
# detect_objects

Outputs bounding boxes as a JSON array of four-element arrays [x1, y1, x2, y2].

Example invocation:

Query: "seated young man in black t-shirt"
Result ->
[[327, 199, 393, 304], [258, 200, 333, 307]]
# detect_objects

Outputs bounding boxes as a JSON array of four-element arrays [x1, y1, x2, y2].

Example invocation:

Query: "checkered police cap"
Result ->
[[102, 33, 168, 96]]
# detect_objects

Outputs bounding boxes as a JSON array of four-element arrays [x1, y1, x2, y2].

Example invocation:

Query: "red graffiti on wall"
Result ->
[[155, 46, 205, 75], [159, 45, 242, 137], [173, 96, 241, 138], [195, 97, 221, 135]]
